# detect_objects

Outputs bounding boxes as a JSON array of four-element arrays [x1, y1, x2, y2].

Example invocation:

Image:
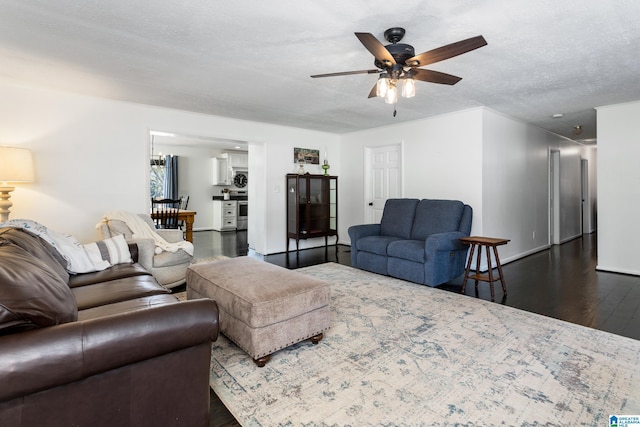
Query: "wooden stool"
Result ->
[[460, 236, 510, 301]]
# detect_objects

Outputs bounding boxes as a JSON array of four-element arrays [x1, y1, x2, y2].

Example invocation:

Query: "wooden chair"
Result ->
[[151, 198, 181, 229], [178, 195, 190, 230]]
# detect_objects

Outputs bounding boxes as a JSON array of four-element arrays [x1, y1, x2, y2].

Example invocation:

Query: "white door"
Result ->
[[365, 144, 402, 223], [581, 159, 590, 234], [549, 149, 560, 245]]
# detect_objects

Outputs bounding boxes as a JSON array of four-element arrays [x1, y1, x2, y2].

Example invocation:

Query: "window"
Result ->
[[150, 157, 165, 199]]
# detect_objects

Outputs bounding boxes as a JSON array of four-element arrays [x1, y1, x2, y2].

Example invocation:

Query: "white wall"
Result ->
[[481, 109, 587, 263], [0, 78, 340, 253], [340, 108, 484, 241], [596, 100, 640, 275], [340, 107, 589, 267], [0, 77, 596, 263]]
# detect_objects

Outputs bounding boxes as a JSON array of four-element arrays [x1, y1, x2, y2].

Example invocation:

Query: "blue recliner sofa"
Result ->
[[348, 198, 473, 286]]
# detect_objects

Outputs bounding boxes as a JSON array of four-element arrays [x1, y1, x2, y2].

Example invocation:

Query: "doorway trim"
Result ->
[[549, 149, 560, 245]]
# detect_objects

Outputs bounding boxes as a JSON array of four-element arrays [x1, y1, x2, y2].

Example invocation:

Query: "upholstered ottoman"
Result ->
[[186, 257, 330, 366]]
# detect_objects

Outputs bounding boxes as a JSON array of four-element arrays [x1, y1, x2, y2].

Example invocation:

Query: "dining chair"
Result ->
[[151, 198, 181, 229], [178, 195, 190, 230]]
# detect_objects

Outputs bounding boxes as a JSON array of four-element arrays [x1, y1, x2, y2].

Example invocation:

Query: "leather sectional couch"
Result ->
[[0, 227, 220, 427]]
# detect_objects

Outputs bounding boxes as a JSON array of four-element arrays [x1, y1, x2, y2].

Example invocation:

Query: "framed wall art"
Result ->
[[293, 147, 320, 165]]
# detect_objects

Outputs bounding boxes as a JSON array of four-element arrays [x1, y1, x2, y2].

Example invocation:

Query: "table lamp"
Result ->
[[0, 146, 35, 222]]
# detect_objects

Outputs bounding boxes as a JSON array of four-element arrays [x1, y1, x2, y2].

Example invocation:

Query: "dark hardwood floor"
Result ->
[[191, 230, 640, 426]]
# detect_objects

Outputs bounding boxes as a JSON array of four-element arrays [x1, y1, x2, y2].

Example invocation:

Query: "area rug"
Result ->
[[209, 263, 640, 426]]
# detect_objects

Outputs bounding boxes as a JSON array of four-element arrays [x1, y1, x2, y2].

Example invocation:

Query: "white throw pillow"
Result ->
[[83, 234, 132, 266]]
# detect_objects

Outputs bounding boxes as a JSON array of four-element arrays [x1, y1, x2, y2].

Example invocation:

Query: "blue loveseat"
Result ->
[[348, 199, 473, 286]]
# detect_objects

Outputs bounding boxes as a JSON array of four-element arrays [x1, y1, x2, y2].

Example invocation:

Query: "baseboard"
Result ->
[[595, 265, 640, 276], [500, 245, 550, 265]]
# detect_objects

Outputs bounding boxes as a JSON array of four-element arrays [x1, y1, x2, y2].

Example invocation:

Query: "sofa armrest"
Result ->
[[0, 299, 219, 401], [156, 229, 185, 243], [348, 224, 381, 267], [425, 231, 469, 253], [128, 238, 155, 271], [348, 224, 381, 243]]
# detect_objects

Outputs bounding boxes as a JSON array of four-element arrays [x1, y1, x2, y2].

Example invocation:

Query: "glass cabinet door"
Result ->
[[287, 175, 298, 235], [308, 176, 326, 233], [329, 177, 337, 232]]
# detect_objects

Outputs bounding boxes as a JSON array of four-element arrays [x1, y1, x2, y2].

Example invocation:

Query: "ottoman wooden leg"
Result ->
[[253, 355, 271, 368], [310, 333, 324, 344]]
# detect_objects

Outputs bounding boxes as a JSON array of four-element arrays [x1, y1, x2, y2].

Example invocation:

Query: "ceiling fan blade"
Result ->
[[355, 32, 396, 67], [406, 35, 487, 67], [412, 68, 462, 85], [368, 84, 377, 98], [311, 69, 379, 78]]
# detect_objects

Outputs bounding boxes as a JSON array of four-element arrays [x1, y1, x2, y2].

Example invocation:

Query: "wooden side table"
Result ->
[[460, 236, 510, 301]]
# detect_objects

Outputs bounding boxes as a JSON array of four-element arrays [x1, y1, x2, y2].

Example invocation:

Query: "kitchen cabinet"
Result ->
[[286, 174, 337, 252], [212, 157, 230, 185], [228, 152, 248, 169], [213, 200, 237, 231]]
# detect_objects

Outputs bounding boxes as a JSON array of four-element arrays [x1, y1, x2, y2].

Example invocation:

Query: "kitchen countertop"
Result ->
[[212, 196, 248, 201]]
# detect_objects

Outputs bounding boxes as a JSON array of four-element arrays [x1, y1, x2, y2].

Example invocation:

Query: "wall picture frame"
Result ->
[[294, 147, 320, 165]]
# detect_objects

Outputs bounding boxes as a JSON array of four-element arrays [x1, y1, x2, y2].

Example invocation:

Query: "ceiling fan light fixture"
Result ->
[[385, 84, 397, 104], [376, 73, 390, 97], [402, 77, 416, 98]]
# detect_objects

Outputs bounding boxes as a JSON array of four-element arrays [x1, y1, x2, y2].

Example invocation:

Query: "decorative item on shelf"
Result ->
[[222, 188, 230, 200], [297, 160, 305, 175], [0, 146, 35, 222], [322, 159, 331, 176]]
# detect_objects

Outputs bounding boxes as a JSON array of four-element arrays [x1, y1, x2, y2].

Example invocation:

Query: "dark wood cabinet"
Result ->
[[286, 174, 338, 252]]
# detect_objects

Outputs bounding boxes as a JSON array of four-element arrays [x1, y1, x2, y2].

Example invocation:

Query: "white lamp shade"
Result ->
[[0, 147, 35, 183]]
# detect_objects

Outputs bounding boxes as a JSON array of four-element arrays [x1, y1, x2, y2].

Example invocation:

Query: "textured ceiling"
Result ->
[[2, 1, 640, 143]]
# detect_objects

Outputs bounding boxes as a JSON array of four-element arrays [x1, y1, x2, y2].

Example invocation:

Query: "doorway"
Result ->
[[364, 144, 402, 223], [549, 149, 560, 245], [581, 158, 590, 234]]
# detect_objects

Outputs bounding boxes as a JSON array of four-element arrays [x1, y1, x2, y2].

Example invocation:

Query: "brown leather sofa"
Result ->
[[0, 227, 220, 427]]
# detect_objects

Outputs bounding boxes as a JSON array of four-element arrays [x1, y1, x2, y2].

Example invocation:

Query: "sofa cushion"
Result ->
[[83, 234, 132, 266], [67, 262, 151, 289], [72, 275, 170, 310], [0, 242, 77, 334], [77, 294, 179, 321], [152, 248, 193, 268], [380, 199, 420, 239], [410, 199, 465, 240], [387, 240, 426, 263], [356, 235, 404, 256], [0, 228, 69, 283]]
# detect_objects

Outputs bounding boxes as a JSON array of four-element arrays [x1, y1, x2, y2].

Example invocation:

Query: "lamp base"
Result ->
[[0, 186, 16, 223]]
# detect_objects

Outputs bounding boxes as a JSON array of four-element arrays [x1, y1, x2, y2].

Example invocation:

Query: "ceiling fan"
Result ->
[[311, 27, 487, 107]]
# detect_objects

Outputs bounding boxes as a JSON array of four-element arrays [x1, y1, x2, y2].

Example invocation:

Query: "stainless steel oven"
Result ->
[[237, 200, 248, 230]]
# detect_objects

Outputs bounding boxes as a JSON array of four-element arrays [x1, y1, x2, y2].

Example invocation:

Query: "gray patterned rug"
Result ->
[[209, 263, 640, 426]]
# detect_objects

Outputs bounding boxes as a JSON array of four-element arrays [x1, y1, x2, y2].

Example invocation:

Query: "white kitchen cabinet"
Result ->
[[228, 152, 248, 169], [213, 200, 237, 231], [212, 157, 230, 185]]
